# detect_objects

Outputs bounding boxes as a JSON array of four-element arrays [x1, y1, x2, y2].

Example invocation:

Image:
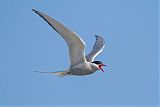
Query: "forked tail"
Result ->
[[34, 70, 69, 77]]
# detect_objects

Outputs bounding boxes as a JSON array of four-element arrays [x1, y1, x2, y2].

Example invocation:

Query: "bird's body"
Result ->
[[37, 60, 99, 76], [33, 9, 106, 77], [67, 62, 99, 75]]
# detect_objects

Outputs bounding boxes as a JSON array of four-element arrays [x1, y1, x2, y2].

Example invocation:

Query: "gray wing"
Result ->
[[32, 9, 86, 66], [86, 35, 105, 62]]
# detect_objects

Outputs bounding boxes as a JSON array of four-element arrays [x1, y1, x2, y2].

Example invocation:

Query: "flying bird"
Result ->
[[32, 9, 106, 77]]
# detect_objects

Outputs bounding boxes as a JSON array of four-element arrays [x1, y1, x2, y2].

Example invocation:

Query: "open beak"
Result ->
[[98, 64, 106, 73]]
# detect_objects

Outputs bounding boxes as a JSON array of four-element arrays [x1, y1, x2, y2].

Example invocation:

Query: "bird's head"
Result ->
[[92, 61, 106, 72]]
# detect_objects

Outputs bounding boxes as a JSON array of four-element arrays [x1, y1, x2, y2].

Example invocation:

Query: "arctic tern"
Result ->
[[32, 9, 106, 77]]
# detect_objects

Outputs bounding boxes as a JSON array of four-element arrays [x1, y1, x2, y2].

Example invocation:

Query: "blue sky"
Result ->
[[0, 0, 159, 107]]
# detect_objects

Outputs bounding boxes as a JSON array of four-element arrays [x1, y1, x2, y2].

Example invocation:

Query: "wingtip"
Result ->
[[32, 9, 35, 11], [95, 35, 104, 39], [95, 35, 100, 38], [32, 8, 36, 11], [94, 35, 105, 44], [32, 9, 38, 13]]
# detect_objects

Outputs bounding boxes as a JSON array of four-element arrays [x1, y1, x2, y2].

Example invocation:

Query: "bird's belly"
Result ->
[[68, 63, 98, 76], [69, 68, 96, 76]]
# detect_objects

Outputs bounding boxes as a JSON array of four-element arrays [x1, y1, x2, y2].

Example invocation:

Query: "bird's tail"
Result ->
[[34, 70, 69, 77]]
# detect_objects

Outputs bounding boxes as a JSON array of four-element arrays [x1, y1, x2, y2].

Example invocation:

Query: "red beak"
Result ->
[[98, 64, 106, 73]]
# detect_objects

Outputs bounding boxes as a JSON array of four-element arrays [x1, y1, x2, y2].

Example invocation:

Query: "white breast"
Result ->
[[68, 62, 99, 75]]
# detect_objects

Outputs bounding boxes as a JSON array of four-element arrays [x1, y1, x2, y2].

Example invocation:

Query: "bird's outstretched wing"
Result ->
[[86, 35, 105, 62], [32, 9, 86, 66]]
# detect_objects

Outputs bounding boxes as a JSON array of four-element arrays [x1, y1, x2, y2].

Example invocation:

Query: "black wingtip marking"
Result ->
[[32, 9, 40, 15], [32, 9, 37, 12], [95, 35, 99, 38], [95, 35, 102, 38]]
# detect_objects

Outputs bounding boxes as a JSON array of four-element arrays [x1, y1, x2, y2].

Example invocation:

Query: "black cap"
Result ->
[[92, 61, 102, 65]]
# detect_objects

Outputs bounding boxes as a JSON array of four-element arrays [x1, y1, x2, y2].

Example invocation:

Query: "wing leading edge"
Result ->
[[32, 9, 86, 66]]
